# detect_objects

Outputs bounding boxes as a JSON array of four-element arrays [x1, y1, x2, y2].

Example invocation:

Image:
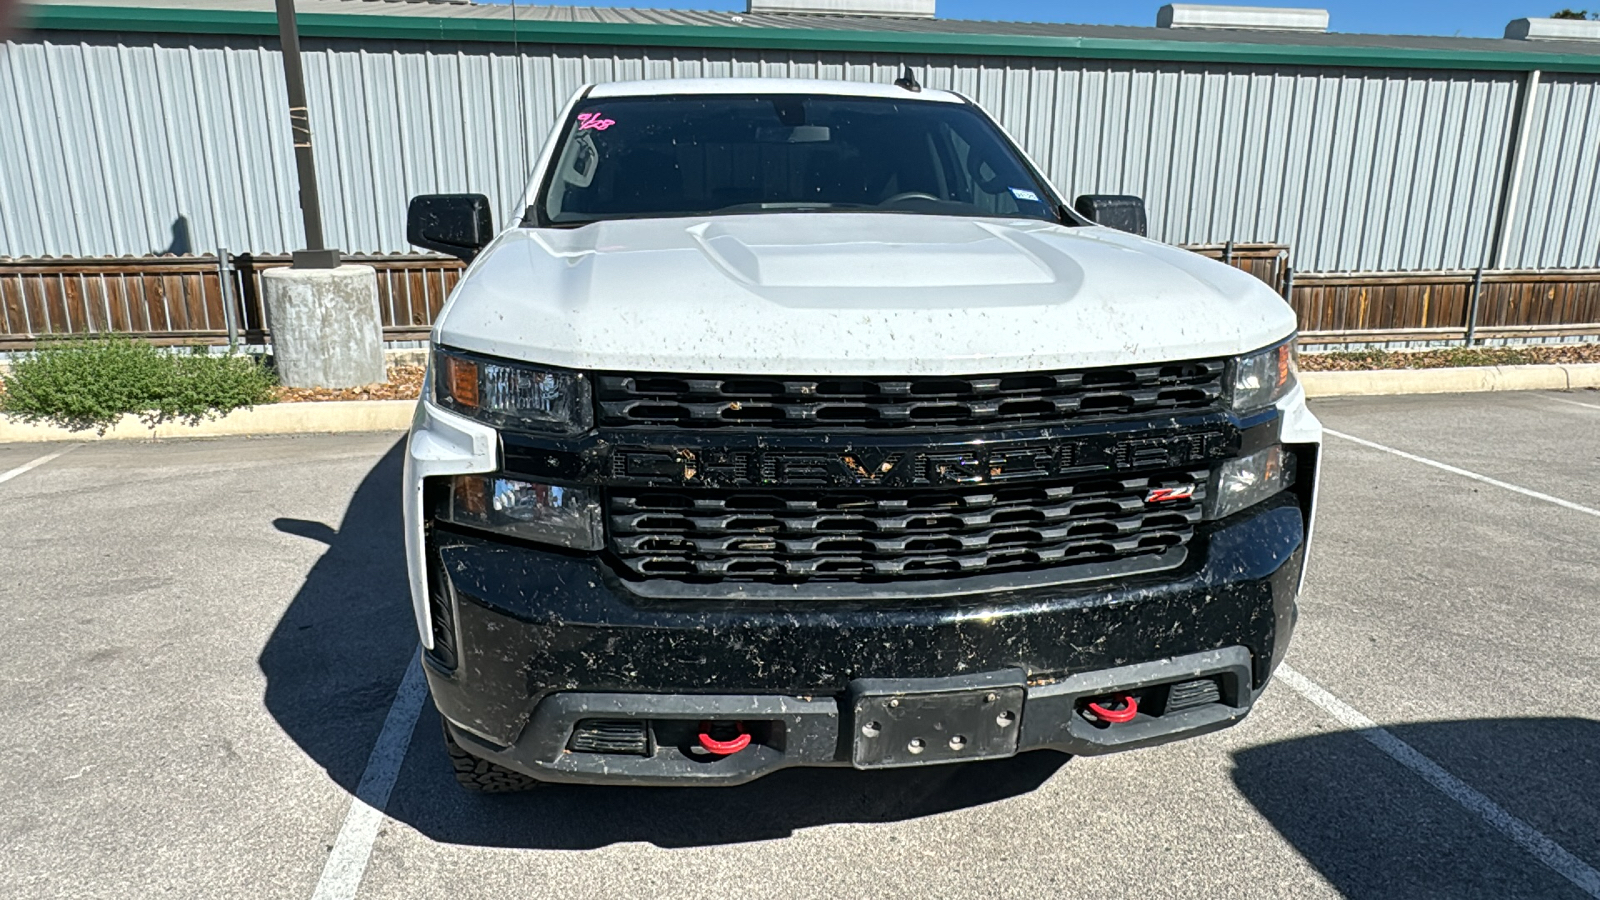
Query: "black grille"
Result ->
[[596, 360, 1227, 430], [607, 472, 1205, 582]]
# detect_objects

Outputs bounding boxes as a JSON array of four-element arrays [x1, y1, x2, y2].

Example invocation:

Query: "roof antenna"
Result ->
[[894, 66, 922, 93]]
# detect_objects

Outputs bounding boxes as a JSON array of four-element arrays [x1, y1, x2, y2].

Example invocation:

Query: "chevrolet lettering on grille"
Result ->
[[609, 430, 1231, 488]]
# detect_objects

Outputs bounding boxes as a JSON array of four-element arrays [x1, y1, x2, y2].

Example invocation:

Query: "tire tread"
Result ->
[[442, 721, 542, 793]]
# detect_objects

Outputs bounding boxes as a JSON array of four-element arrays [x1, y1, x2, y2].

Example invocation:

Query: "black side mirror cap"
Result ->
[[1073, 195, 1148, 237], [407, 194, 494, 262]]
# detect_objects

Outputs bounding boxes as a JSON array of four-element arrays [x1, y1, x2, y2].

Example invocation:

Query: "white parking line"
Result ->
[[1324, 429, 1600, 520], [0, 445, 79, 485], [1544, 394, 1600, 412], [1276, 664, 1600, 897], [311, 654, 428, 900]]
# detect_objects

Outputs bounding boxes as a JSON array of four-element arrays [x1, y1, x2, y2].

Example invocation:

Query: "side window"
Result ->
[[937, 122, 1022, 217]]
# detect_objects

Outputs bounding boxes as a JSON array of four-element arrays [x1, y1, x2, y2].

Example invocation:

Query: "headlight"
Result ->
[[1231, 338, 1298, 412], [443, 475, 604, 550], [1207, 445, 1295, 521], [433, 348, 593, 434]]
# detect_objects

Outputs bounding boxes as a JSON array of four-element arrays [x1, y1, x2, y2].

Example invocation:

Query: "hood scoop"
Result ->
[[689, 217, 1056, 289]]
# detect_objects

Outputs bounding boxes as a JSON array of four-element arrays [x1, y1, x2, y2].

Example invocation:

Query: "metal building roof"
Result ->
[[23, 0, 1600, 71]]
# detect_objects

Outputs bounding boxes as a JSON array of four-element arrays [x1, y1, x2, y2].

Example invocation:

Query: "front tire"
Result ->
[[442, 720, 543, 793]]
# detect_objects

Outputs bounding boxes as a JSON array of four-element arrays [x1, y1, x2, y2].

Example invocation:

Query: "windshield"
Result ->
[[536, 94, 1061, 226]]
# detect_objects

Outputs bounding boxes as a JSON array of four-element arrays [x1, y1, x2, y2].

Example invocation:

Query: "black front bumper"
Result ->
[[423, 498, 1306, 786]]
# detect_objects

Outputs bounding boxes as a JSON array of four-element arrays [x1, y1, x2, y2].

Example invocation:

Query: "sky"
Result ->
[[505, 1, 1594, 39]]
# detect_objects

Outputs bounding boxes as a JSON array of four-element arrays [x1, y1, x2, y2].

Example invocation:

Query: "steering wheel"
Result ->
[[880, 191, 943, 205]]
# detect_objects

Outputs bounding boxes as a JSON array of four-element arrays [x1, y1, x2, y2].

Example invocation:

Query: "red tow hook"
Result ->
[[697, 722, 752, 755], [1085, 695, 1139, 724]]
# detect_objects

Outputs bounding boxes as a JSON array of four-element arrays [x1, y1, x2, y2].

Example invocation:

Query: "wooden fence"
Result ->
[[1185, 243, 1291, 295], [2, 246, 1598, 351], [1294, 269, 1600, 345], [230, 254, 461, 343], [0, 254, 460, 350], [0, 256, 230, 349]]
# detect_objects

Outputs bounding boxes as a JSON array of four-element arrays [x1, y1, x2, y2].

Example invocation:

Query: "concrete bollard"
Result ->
[[262, 264, 387, 388]]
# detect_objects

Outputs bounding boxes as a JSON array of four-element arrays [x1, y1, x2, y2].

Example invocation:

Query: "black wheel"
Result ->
[[442, 720, 543, 793]]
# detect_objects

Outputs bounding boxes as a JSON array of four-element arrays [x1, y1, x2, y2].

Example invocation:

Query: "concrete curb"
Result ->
[[2, 364, 1597, 443], [0, 400, 414, 443], [0, 347, 428, 376], [1301, 363, 1600, 397]]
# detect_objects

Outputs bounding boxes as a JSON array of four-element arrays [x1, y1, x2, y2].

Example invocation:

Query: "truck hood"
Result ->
[[434, 214, 1296, 375]]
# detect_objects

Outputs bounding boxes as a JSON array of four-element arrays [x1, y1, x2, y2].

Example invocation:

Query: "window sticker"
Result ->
[[576, 111, 615, 132], [1009, 187, 1041, 202]]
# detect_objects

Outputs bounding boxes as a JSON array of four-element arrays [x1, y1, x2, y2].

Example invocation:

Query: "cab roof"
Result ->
[[586, 78, 967, 103]]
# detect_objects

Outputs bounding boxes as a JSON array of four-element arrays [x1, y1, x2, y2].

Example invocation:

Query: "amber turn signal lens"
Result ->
[[443, 355, 479, 409], [453, 474, 489, 517], [1231, 338, 1299, 412]]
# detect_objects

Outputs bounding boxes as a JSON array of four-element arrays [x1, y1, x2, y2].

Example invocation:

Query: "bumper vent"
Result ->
[[1166, 677, 1223, 712], [568, 719, 650, 755], [596, 360, 1226, 431], [607, 472, 1206, 582]]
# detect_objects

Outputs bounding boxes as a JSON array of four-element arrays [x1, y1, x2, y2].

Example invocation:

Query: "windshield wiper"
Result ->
[[544, 204, 872, 227], [707, 202, 871, 214]]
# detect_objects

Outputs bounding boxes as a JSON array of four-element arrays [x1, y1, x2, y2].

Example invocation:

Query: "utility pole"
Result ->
[[263, 0, 382, 391], [274, 0, 340, 269]]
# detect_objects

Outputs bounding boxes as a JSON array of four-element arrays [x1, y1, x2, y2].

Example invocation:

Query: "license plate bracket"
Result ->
[[851, 675, 1026, 769]]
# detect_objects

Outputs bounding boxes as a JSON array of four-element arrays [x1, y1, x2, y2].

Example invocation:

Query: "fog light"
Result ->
[[1208, 445, 1295, 521], [444, 475, 604, 550]]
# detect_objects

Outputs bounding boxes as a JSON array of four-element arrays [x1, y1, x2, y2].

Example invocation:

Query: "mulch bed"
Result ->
[[1299, 344, 1600, 372], [274, 365, 425, 402]]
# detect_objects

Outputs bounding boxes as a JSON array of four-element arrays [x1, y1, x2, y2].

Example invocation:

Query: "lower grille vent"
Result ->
[[1166, 678, 1223, 712], [568, 719, 650, 755]]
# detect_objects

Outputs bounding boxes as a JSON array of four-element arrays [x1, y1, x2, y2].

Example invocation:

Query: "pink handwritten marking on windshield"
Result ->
[[576, 112, 615, 131]]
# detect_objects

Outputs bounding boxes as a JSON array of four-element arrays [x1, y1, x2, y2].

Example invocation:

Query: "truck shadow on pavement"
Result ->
[[1231, 717, 1600, 899], [259, 440, 1068, 850], [259, 440, 421, 795]]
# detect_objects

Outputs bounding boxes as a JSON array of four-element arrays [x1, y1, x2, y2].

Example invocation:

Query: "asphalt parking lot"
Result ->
[[2, 390, 1597, 899]]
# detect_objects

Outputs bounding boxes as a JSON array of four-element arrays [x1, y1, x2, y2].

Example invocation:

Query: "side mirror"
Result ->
[[1073, 195, 1147, 237], [407, 194, 494, 262]]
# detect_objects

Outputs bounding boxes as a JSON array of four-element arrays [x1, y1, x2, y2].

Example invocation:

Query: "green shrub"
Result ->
[[0, 335, 277, 434]]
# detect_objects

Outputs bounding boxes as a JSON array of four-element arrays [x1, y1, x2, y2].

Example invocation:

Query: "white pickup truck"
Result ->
[[402, 76, 1321, 790]]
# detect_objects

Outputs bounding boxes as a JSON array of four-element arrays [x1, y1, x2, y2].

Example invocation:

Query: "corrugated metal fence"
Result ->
[[5, 33, 1600, 273], [1504, 74, 1600, 271]]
